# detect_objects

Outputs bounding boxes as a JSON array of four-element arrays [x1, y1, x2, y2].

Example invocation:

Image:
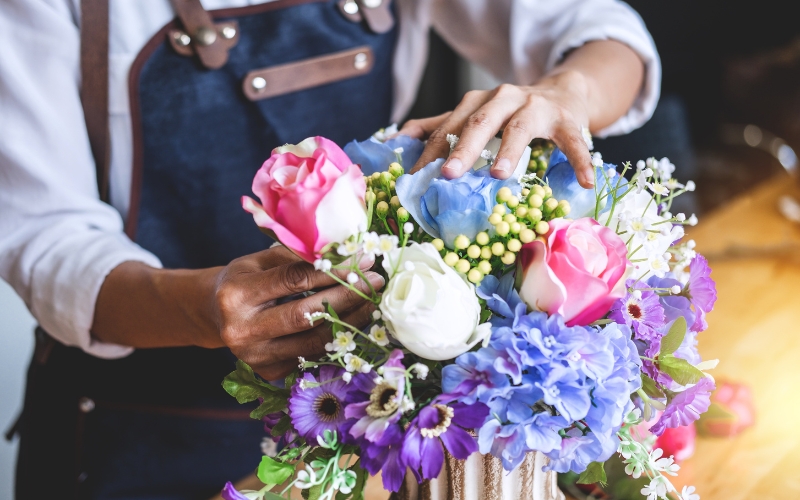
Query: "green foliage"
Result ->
[[222, 360, 289, 420], [271, 414, 293, 438], [658, 354, 704, 386], [577, 461, 607, 486], [302, 484, 323, 500], [659, 317, 687, 356], [641, 374, 665, 399], [250, 397, 289, 420], [256, 456, 294, 486]]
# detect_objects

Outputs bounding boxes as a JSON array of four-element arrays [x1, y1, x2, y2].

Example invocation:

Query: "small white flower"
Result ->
[[393, 147, 404, 154], [399, 396, 416, 413], [649, 448, 680, 475], [480, 149, 494, 161], [378, 234, 399, 254], [662, 211, 673, 220], [303, 312, 315, 327], [635, 172, 649, 193], [325, 331, 356, 354], [347, 272, 359, 284], [636, 159, 646, 170], [665, 178, 684, 190], [314, 258, 332, 272], [372, 310, 382, 320], [342, 372, 352, 383], [261, 437, 278, 457], [403, 222, 414, 234], [626, 216, 649, 240], [657, 157, 676, 179], [649, 254, 670, 278], [344, 353, 372, 373], [368, 324, 390, 346], [687, 214, 699, 226], [648, 182, 670, 196], [361, 232, 381, 256], [294, 467, 315, 489], [687, 239, 696, 249], [681, 485, 700, 500], [676, 213, 686, 222], [582, 126, 594, 150], [632, 289, 643, 300], [671, 285, 682, 294], [337, 239, 361, 257], [643, 167, 654, 177], [446, 133, 459, 150], [625, 460, 646, 479], [298, 356, 306, 370], [299, 379, 309, 390], [591, 152, 604, 167], [641, 476, 668, 500], [411, 363, 429, 380], [685, 180, 696, 192]]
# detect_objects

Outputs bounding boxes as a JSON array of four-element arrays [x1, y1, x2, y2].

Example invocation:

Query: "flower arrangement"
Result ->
[[223, 129, 718, 500]]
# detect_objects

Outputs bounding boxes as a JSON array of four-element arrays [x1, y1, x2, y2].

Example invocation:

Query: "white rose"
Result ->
[[379, 242, 490, 361]]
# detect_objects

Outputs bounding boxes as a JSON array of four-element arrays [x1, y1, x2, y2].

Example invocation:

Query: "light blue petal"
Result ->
[[395, 159, 445, 238], [343, 139, 395, 176], [385, 135, 425, 170], [435, 209, 493, 248]]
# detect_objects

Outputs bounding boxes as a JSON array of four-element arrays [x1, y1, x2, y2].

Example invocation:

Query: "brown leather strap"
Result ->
[[80, 0, 111, 202], [169, 0, 231, 69]]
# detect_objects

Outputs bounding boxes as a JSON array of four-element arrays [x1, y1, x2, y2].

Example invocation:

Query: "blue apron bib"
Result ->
[[15, 2, 396, 498]]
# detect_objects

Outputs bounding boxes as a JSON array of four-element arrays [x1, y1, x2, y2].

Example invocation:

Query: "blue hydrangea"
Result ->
[[545, 148, 623, 219], [343, 134, 424, 175]]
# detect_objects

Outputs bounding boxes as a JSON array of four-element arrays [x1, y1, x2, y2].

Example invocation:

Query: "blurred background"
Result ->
[[2, 1, 800, 499]]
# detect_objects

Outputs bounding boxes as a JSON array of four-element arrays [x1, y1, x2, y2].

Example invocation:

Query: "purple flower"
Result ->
[[609, 279, 666, 341], [649, 275, 697, 330], [650, 377, 715, 436], [345, 350, 407, 443], [441, 350, 511, 404], [288, 365, 352, 442], [220, 482, 251, 500], [544, 429, 604, 474], [686, 255, 717, 332], [358, 423, 409, 492], [402, 399, 489, 480]]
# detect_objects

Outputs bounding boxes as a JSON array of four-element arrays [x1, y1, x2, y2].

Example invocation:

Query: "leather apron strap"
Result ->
[[80, 0, 111, 203]]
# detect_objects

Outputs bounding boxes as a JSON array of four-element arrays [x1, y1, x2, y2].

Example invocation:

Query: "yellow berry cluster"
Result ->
[[527, 142, 554, 179], [436, 184, 571, 285], [365, 162, 408, 233]]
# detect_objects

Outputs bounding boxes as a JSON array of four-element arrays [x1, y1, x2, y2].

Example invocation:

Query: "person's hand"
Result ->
[[398, 71, 595, 188], [212, 245, 384, 380]]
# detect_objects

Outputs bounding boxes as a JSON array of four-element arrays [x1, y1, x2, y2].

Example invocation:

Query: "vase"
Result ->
[[391, 450, 564, 500]]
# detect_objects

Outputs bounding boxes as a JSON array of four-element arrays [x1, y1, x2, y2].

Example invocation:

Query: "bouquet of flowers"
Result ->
[[222, 129, 718, 500]]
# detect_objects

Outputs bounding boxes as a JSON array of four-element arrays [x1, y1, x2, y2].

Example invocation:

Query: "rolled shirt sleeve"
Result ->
[[430, 0, 661, 137], [0, 0, 160, 358]]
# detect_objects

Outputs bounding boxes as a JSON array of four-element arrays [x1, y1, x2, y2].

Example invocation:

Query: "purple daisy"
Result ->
[[358, 422, 409, 492], [345, 349, 407, 443], [609, 279, 666, 342], [649, 377, 715, 436], [686, 255, 717, 332], [288, 365, 352, 442], [401, 398, 489, 480]]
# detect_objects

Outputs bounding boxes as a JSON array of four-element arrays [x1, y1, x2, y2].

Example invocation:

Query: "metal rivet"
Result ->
[[78, 397, 95, 413], [194, 26, 217, 46], [173, 31, 191, 46], [343, 0, 359, 14], [362, 0, 381, 8], [354, 52, 368, 70], [221, 26, 237, 40], [252, 77, 267, 91]]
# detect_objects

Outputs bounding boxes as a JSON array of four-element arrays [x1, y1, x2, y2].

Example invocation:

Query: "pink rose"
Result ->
[[242, 137, 367, 262], [655, 424, 696, 462], [517, 217, 629, 326]]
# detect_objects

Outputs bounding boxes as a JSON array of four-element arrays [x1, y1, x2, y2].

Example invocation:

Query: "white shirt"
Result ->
[[0, 0, 659, 358]]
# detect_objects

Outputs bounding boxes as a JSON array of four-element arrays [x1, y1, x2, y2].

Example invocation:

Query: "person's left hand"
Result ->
[[397, 71, 595, 188]]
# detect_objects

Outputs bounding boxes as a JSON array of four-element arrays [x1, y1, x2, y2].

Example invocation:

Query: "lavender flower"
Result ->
[[686, 255, 717, 332], [220, 482, 255, 500], [345, 350, 407, 443], [401, 398, 489, 480], [288, 365, 352, 442], [356, 422, 409, 492], [648, 275, 697, 331], [544, 430, 604, 474], [609, 280, 666, 341], [650, 377, 715, 436]]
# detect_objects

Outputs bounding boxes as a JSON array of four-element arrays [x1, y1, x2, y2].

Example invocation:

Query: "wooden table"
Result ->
[[670, 174, 800, 499], [213, 174, 800, 500]]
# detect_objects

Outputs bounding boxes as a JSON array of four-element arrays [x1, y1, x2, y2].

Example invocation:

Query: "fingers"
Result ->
[[552, 121, 595, 188], [396, 112, 451, 140], [410, 90, 491, 174], [254, 270, 384, 339], [249, 302, 376, 380]]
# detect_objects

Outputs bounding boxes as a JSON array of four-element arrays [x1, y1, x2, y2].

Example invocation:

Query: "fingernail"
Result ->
[[493, 158, 512, 174], [442, 158, 462, 177], [365, 271, 385, 288]]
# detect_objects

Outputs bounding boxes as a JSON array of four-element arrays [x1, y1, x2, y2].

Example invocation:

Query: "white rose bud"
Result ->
[[379, 242, 490, 360]]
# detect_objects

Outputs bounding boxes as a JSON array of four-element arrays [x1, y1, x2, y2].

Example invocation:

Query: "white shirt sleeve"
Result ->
[[0, 0, 161, 359], [430, 0, 661, 137]]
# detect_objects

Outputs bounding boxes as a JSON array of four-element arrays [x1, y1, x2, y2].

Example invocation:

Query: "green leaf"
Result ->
[[285, 370, 298, 389], [325, 301, 343, 336], [304, 484, 324, 500], [250, 395, 288, 420], [658, 355, 704, 386], [271, 414, 293, 438], [305, 446, 336, 464], [659, 317, 687, 356], [256, 456, 294, 486], [263, 493, 288, 500], [577, 461, 607, 486], [641, 374, 664, 399], [222, 360, 277, 403]]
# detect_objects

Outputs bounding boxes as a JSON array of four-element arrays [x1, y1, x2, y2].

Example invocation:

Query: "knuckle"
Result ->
[[427, 127, 450, 146], [281, 262, 312, 294], [505, 118, 530, 137], [494, 83, 518, 98], [286, 301, 313, 332], [215, 281, 243, 315], [466, 112, 492, 131], [462, 89, 485, 104], [524, 93, 547, 109], [308, 330, 331, 356]]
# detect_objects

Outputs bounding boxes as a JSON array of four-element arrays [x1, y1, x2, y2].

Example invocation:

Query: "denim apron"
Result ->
[[14, 1, 396, 498]]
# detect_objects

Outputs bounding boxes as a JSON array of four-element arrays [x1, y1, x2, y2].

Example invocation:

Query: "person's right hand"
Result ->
[[212, 245, 384, 380]]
